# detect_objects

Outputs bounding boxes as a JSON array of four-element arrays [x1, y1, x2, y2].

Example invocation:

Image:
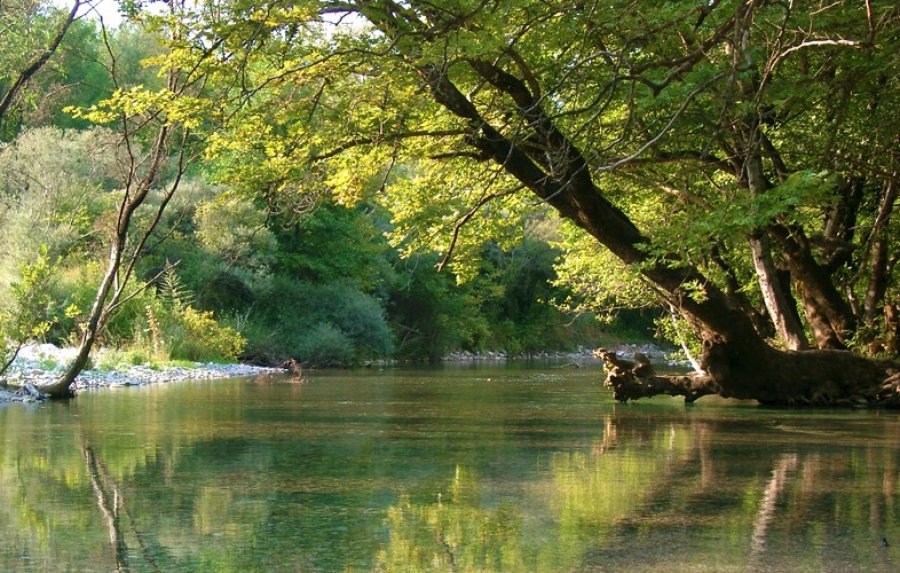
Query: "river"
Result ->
[[1, 363, 897, 572]]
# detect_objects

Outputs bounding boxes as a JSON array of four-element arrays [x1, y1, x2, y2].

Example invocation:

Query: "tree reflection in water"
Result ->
[[377, 415, 898, 573], [1, 377, 898, 572]]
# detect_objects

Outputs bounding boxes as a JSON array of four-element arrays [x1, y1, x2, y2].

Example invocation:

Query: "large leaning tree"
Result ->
[[172, 0, 898, 405]]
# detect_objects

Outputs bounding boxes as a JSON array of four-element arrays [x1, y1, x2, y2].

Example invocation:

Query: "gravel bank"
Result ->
[[442, 343, 679, 364], [1, 343, 285, 403]]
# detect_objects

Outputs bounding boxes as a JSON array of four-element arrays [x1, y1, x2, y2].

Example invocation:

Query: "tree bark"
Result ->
[[769, 224, 857, 348], [36, 241, 126, 397], [863, 177, 897, 324], [748, 232, 808, 350], [603, 346, 900, 407]]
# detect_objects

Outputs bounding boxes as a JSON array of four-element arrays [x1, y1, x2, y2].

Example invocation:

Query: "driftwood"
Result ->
[[22, 383, 45, 400], [280, 358, 307, 383], [598, 349, 716, 403]]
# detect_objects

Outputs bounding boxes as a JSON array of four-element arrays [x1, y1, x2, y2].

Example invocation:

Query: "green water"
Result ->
[[1, 365, 898, 572]]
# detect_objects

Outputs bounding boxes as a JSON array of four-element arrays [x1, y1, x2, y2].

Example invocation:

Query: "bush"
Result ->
[[52, 261, 161, 347], [1, 248, 58, 375], [244, 276, 395, 365], [166, 306, 245, 363], [294, 322, 355, 366]]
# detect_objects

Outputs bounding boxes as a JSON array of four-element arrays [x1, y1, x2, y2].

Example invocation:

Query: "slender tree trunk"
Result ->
[[739, 144, 809, 350], [748, 232, 808, 350], [864, 178, 897, 323], [36, 121, 175, 398], [37, 241, 125, 397]]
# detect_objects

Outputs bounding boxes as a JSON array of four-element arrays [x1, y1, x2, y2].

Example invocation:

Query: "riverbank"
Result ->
[[1, 342, 684, 403], [442, 342, 678, 364], [0, 343, 284, 403]]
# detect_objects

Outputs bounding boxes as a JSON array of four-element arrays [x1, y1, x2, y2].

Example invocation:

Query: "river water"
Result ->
[[1, 364, 898, 572]]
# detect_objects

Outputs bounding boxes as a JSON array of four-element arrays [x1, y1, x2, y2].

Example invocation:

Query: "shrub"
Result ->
[[294, 322, 355, 367], [1, 248, 58, 375], [167, 306, 245, 362], [246, 276, 395, 365]]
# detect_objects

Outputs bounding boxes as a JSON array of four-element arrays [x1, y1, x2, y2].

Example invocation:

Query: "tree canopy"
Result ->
[[142, 0, 898, 404]]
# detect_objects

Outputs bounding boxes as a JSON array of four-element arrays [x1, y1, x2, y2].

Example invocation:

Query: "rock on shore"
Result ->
[[1, 343, 284, 402]]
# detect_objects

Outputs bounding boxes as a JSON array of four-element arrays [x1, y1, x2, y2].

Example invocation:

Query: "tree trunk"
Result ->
[[603, 344, 900, 407], [35, 120, 177, 398], [732, 28, 809, 352], [36, 242, 125, 398], [864, 177, 897, 323], [437, 59, 900, 406], [728, 10, 855, 351], [748, 232, 808, 350], [769, 224, 856, 348]]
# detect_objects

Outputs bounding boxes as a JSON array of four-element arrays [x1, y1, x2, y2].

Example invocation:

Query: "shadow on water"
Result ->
[[1, 367, 898, 572]]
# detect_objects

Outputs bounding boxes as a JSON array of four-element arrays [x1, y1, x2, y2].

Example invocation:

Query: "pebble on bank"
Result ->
[[1, 343, 283, 403]]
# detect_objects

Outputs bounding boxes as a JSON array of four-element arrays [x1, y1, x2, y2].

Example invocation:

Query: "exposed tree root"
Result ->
[[599, 351, 718, 403], [599, 349, 900, 408]]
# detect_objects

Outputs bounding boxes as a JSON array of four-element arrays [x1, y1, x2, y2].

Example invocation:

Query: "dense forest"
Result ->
[[1, 0, 898, 404]]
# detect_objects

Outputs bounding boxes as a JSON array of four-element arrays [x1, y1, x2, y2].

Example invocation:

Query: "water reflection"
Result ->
[[1, 370, 898, 572]]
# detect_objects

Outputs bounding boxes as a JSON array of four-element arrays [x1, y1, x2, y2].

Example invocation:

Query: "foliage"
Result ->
[[28, 18, 116, 131], [246, 276, 394, 366], [271, 201, 396, 291], [165, 306, 245, 363], [293, 322, 354, 367], [388, 252, 490, 362], [0, 0, 81, 138], [22, 1, 889, 374], [0, 126, 119, 289], [194, 193, 276, 270], [157, 261, 194, 310], [0, 246, 57, 376]]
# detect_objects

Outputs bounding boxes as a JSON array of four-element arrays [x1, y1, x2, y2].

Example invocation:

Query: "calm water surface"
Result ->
[[1, 364, 898, 572]]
